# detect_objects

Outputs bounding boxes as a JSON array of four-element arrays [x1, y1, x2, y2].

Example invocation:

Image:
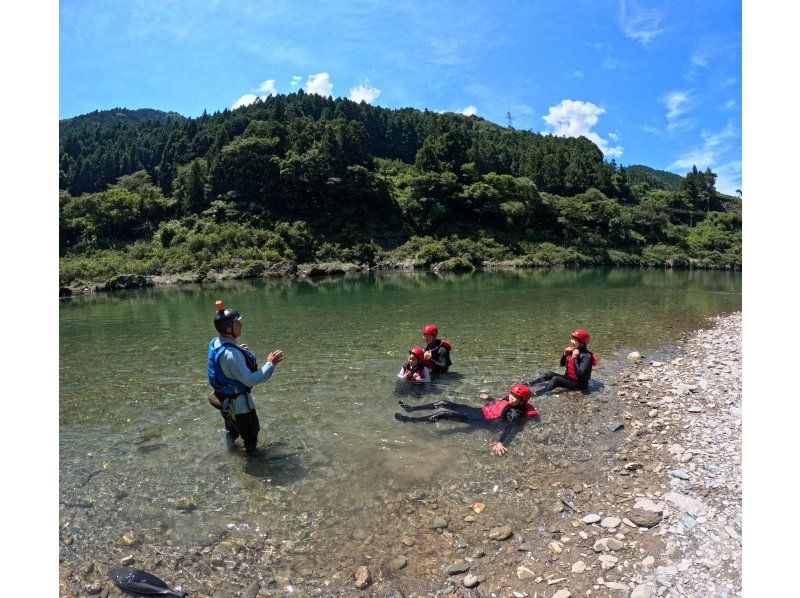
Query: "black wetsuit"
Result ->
[[396, 400, 528, 445], [424, 339, 452, 373], [527, 347, 594, 393]]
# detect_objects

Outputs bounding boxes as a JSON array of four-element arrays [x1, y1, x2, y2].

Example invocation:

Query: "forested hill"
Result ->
[[58, 92, 742, 291], [624, 165, 685, 191], [59, 108, 185, 134]]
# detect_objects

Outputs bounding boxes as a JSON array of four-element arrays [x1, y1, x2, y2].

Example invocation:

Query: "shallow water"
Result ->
[[60, 268, 740, 555]]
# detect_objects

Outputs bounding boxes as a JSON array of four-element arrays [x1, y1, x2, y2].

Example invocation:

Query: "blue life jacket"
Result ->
[[207, 339, 259, 399]]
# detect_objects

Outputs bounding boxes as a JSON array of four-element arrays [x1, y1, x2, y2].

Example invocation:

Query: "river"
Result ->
[[59, 268, 741, 594]]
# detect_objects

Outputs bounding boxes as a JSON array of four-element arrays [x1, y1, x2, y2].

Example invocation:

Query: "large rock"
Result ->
[[262, 260, 297, 278], [626, 508, 662, 528], [100, 274, 154, 292]]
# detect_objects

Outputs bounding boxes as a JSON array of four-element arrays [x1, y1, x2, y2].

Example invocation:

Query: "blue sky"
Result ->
[[59, 0, 742, 193]]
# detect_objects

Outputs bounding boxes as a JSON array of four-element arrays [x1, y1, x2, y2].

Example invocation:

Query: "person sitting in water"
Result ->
[[394, 384, 538, 456], [421, 324, 453, 374], [398, 347, 431, 384], [207, 300, 284, 454], [526, 328, 597, 394]]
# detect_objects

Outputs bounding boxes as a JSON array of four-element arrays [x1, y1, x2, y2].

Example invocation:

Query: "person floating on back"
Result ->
[[207, 300, 284, 455], [397, 347, 431, 384], [394, 383, 538, 456], [526, 328, 597, 394], [422, 324, 453, 374]]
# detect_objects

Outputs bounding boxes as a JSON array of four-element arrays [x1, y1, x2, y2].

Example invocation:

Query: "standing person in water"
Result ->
[[207, 300, 284, 454], [422, 324, 453, 374], [526, 329, 597, 394], [397, 347, 431, 384], [395, 384, 538, 455]]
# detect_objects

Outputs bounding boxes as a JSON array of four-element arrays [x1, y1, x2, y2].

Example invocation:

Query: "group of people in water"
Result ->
[[207, 300, 595, 457]]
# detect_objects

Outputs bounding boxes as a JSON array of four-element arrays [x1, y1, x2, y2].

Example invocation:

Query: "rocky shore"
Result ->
[[59, 313, 741, 597], [59, 260, 740, 297]]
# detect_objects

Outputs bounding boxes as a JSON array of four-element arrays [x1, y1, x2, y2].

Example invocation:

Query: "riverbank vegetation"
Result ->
[[59, 95, 741, 289]]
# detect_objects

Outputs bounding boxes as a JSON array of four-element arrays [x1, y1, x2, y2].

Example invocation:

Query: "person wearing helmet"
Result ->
[[525, 329, 597, 394], [397, 347, 431, 384], [207, 300, 284, 454], [394, 384, 538, 456], [422, 324, 453, 374]]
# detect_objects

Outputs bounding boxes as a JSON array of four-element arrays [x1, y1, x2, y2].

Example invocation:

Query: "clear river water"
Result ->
[[59, 268, 741, 579]]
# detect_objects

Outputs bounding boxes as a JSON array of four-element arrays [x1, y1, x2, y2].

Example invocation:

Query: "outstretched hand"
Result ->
[[267, 349, 284, 364], [492, 442, 507, 456]]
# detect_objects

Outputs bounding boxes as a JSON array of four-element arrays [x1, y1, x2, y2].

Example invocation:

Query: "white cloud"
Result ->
[[667, 124, 741, 194], [664, 90, 693, 132], [602, 58, 618, 70], [724, 99, 736, 109], [304, 72, 333, 97], [608, 132, 619, 141], [232, 94, 262, 109], [256, 79, 277, 95], [290, 75, 302, 87], [461, 105, 478, 116], [571, 70, 585, 78], [349, 83, 381, 104], [618, 0, 664, 47], [542, 99, 624, 158], [691, 53, 708, 68]]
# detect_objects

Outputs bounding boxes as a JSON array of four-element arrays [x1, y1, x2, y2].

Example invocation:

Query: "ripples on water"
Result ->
[[60, 268, 740, 545]]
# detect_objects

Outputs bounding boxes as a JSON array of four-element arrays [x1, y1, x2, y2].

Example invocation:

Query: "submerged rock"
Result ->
[[355, 565, 371, 589]]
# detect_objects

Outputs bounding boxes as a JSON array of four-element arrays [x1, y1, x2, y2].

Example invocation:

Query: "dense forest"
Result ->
[[59, 93, 742, 290]]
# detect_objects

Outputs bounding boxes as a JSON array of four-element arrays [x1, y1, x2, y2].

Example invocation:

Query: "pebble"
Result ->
[[242, 580, 260, 598], [669, 469, 691, 480], [387, 556, 407, 571], [600, 517, 621, 529], [626, 508, 662, 528], [473, 503, 486, 513], [431, 516, 449, 529], [517, 565, 536, 580], [687, 406, 704, 413], [593, 538, 624, 552], [355, 565, 371, 590], [548, 541, 564, 554], [488, 525, 513, 540], [445, 561, 470, 575], [624, 462, 643, 471], [462, 573, 479, 588], [571, 561, 586, 573], [582, 514, 601, 524], [627, 352, 642, 360], [552, 590, 572, 598], [682, 516, 696, 529], [119, 555, 134, 566], [642, 556, 655, 566], [631, 583, 655, 598], [680, 452, 693, 463], [604, 581, 628, 590]]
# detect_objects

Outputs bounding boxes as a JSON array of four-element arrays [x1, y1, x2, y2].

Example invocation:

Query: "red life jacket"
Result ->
[[481, 395, 538, 419], [424, 339, 453, 371], [565, 351, 598, 380], [401, 363, 426, 379]]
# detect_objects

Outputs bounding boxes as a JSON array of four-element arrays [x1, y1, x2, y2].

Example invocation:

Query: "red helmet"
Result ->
[[409, 347, 425, 359], [509, 383, 531, 401], [571, 329, 590, 343], [422, 324, 438, 335]]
